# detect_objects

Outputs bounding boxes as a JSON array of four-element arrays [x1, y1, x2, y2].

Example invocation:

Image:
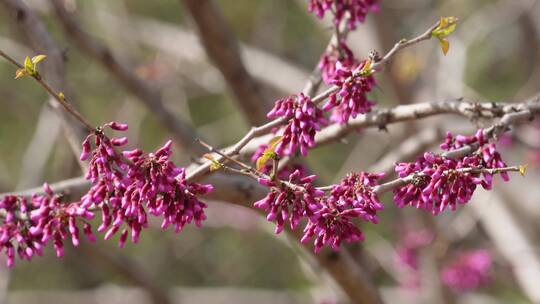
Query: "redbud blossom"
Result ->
[[267, 94, 327, 156], [322, 61, 376, 124], [81, 124, 213, 246], [394, 130, 509, 214], [0, 184, 94, 267], [308, 0, 379, 29]]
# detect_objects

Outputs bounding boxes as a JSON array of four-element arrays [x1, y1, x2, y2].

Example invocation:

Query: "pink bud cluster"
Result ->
[[255, 170, 323, 234], [322, 60, 376, 124], [0, 122, 212, 267], [441, 249, 492, 293], [302, 172, 384, 252], [254, 170, 384, 253], [267, 93, 327, 156], [319, 41, 358, 85], [308, 0, 379, 29], [80, 123, 213, 247], [0, 184, 94, 267], [393, 130, 509, 215]]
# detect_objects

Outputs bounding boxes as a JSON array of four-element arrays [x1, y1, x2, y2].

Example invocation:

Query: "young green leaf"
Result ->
[[23, 56, 35, 75], [31, 54, 47, 65], [432, 16, 458, 55], [256, 136, 282, 172]]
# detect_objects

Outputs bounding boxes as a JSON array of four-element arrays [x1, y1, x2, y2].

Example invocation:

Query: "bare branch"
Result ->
[[49, 0, 204, 154], [0, 0, 88, 162], [181, 0, 269, 125]]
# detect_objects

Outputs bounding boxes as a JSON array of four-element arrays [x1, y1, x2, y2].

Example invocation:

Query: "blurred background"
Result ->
[[0, 0, 540, 303]]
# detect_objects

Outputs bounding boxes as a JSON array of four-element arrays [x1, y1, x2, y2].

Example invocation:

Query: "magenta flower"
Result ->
[[0, 184, 94, 267], [326, 172, 384, 223], [322, 60, 376, 124], [301, 171, 383, 253], [394, 130, 509, 214], [81, 122, 213, 247], [267, 93, 327, 156], [441, 250, 492, 292], [308, 0, 379, 29], [319, 40, 358, 85], [254, 169, 324, 234]]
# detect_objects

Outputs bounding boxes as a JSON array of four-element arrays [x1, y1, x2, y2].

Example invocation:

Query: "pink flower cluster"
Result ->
[[0, 184, 94, 267], [254, 170, 384, 253], [80, 123, 213, 247], [303, 172, 384, 252], [308, 0, 379, 29], [393, 130, 509, 215], [441, 250, 492, 293], [0, 122, 212, 266], [319, 41, 358, 85], [322, 60, 376, 124], [255, 170, 323, 234], [267, 93, 327, 156]]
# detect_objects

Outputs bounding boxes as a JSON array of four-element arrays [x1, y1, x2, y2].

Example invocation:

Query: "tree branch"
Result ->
[[181, 0, 269, 125], [0, 0, 88, 164], [49, 0, 204, 155]]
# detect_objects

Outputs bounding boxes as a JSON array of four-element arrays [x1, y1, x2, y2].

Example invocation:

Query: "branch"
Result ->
[[0, 0, 89, 162], [186, 21, 444, 181], [49, 0, 204, 154], [181, 0, 269, 125]]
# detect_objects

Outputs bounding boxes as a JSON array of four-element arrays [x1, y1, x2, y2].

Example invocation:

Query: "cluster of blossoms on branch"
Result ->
[[308, 0, 379, 29], [0, 184, 94, 267], [393, 130, 509, 215], [0, 122, 213, 267], [254, 165, 385, 252], [267, 93, 328, 156], [251, 128, 515, 253]]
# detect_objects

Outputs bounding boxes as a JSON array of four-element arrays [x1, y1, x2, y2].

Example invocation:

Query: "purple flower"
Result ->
[[319, 40, 358, 85], [393, 130, 509, 214], [308, 0, 379, 29], [267, 94, 327, 156], [322, 61, 376, 124], [254, 169, 323, 234], [0, 184, 94, 267], [81, 122, 213, 247], [301, 171, 383, 253], [441, 250, 492, 292], [326, 172, 384, 223]]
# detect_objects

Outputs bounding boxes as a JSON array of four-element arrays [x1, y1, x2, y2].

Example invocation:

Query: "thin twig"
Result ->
[[187, 20, 444, 181], [0, 49, 95, 132]]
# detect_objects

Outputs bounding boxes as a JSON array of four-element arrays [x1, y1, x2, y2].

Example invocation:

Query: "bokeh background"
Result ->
[[1, 0, 540, 303]]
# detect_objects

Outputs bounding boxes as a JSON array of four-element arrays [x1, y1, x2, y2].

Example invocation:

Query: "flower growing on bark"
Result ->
[[308, 0, 379, 29], [0, 184, 94, 267], [301, 171, 384, 253], [322, 60, 376, 124], [319, 40, 359, 85], [393, 130, 510, 214], [81, 122, 212, 246], [267, 94, 327, 156], [255, 169, 323, 234]]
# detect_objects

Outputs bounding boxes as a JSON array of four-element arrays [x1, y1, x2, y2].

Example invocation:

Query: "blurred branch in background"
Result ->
[[1, 0, 87, 165], [48, 0, 204, 155], [182, 0, 270, 125]]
